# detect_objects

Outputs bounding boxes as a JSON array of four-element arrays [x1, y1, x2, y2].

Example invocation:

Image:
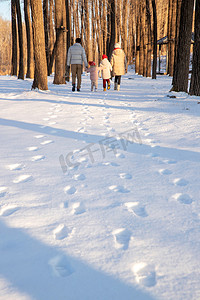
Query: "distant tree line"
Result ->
[[1, 0, 200, 95]]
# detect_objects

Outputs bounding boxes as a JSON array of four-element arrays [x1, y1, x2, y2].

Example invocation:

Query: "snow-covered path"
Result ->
[[0, 72, 200, 300]]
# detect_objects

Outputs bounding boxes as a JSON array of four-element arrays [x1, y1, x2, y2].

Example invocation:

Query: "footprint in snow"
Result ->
[[43, 117, 50, 121], [0, 186, 8, 197], [27, 146, 39, 151], [71, 202, 86, 215], [48, 121, 57, 125], [13, 175, 32, 184], [64, 185, 76, 195], [0, 205, 20, 217], [101, 162, 119, 167], [40, 140, 54, 145], [173, 178, 188, 186], [112, 228, 131, 250], [107, 127, 115, 132], [115, 153, 125, 159], [49, 255, 74, 277], [109, 185, 130, 193], [119, 173, 132, 179], [73, 174, 86, 181], [147, 153, 159, 158], [159, 169, 172, 175], [53, 224, 72, 240], [132, 262, 157, 287], [163, 159, 177, 164], [125, 202, 148, 217], [6, 163, 23, 171], [34, 135, 45, 139], [31, 155, 45, 162], [172, 193, 193, 204]]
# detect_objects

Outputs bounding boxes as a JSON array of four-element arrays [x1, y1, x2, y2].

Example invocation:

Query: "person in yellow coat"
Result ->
[[110, 43, 127, 91]]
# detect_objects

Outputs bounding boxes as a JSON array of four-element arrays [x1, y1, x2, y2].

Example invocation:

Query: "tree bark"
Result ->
[[48, 0, 55, 75], [189, 0, 200, 96], [43, 0, 50, 73], [108, 0, 115, 60], [151, 0, 157, 79], [171, 0, 194, 92], [53, 0, 66, 84], [172, 0, 182, 85], [30, 0, 48, 90], [145, 0, 152, 77], [16, 0, 24, 79], [11, 0, 18, 76], [139, 1, 144, 75], [167, 0, 177, 76], [24, 0, 34, 78], [135, 0, 140, 74]]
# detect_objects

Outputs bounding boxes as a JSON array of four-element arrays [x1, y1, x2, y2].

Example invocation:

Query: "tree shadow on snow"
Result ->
[[0, 117, 200, 164], [0, 220, 156, 300]]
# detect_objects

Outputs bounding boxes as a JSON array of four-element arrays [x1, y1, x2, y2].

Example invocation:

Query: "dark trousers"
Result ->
[[115, 75, 121, 85]]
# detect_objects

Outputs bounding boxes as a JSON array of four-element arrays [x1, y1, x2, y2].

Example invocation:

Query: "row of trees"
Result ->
[[0, 17, 11, 75], [8, 0, 200, 96]]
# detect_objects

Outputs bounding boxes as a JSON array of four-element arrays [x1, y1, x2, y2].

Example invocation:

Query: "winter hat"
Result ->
[[114, 42, 121, 49], [89, 61, 96, 66], [102, 54, 108, 59]]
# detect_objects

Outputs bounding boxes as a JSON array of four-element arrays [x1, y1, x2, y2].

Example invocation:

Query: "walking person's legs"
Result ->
[[117, 76, 121, 91], [103, 79, 106, 91], [114, 76, 121, 91], [107, 79, 110, 90], [114, 76, 118, 90], [71, 64, 77, 91], [77, 64, 82, 91], [94, 80, 98, 91]]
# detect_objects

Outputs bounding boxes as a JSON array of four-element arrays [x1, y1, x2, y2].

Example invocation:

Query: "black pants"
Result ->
[[115, 75, 121, 85]]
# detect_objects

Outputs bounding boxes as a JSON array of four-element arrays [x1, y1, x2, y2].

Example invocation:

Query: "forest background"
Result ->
[[0, 0, 199, 95]]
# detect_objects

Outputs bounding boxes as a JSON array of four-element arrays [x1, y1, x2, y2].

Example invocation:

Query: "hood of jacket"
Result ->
[[101, 58, 110, 66], [113, 48, 123, 56]]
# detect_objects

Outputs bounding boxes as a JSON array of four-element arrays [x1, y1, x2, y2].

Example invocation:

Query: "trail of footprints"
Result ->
[[0, 98, 194, 284], [0, 102, 59, 217]]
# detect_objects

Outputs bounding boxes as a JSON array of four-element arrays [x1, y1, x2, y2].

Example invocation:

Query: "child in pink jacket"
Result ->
[[87, 61, 102, 92]]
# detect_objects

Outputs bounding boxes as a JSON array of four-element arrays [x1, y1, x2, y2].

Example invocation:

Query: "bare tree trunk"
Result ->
[[66, 0, 71, 51], [16, 0, 24, 79], [139, 1, 144, 75], [151, 0, 157, 79], [172, 0, 182, 85], [108, 0, 116, 59], [84, 0, 91, 60], [11, 0, 18, 76], [103, 0, 107, 54], [30, 0, 48, 90], [189, 0, 200, 96], [167, 0, 177, 76], [171, 0, 194, 92], [43, 0, 50, 73], [145, 0, 152, 77], [135, 0, 140, 74], [53, 0, 65, 84], [122, 0, 128, 57], [91, 0, 96, 60], [48, 0, 55, 75], [24, 0, 34, 78]]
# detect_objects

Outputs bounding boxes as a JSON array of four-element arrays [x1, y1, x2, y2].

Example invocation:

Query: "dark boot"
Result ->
[[72, 84, 75, 92]]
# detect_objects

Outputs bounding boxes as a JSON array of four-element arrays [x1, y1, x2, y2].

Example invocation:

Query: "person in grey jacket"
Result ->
[[67, 38, 88, 92]]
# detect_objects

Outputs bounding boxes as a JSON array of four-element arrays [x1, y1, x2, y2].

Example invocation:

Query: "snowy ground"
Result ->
[[0, 69, 200, 300]]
